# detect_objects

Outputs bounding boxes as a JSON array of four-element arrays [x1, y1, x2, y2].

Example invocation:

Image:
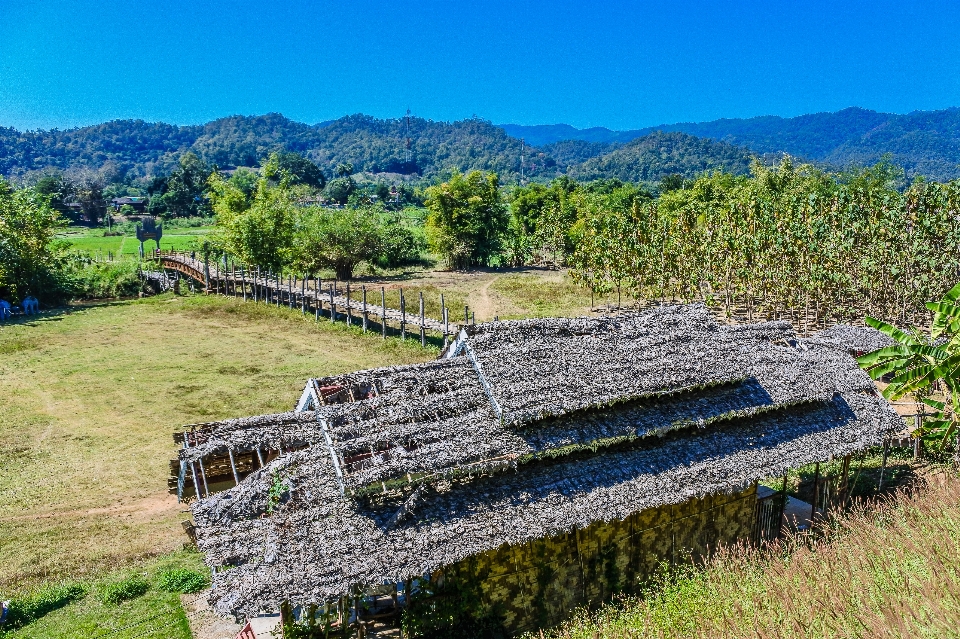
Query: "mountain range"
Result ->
[[503, 107, 960, 181], [2, 106, 960, 186]]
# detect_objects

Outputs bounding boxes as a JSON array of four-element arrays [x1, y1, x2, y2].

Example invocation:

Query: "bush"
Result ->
[[0, 583, 86, 630], [99, 575, 149, 605], [156, 568, 208, 594], [64, 257, 144, 299]]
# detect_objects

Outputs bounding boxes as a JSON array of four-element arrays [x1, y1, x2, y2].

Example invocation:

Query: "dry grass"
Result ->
[[0, 294, 432, 591], [534, 471, 960, 639]]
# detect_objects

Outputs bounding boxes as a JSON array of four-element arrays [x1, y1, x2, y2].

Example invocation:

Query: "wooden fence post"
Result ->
[[419, 292, 426, 347], [400, 288, 406, 340], [315, 278, 321, 321], [362, 286, 368, 333], [301, 277, 306, 314], [381, 287, 387, 339], [346, 283, 352, 327], [329, 284, 336, 322]]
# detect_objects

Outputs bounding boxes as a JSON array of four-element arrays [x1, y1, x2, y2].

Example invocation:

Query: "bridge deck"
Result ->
[[157, 251, 449, 333]]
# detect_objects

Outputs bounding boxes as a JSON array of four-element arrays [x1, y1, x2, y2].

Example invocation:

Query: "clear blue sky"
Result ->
[[2, 0, 959, 131]]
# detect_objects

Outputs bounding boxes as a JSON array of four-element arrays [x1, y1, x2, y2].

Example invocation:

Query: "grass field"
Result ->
[[0, 294, 433, 635], [57, 227, 213, 257]]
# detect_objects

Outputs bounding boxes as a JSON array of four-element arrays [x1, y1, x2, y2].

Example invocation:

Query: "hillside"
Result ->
[[0, 114, 764, 187], [504, 106, 960, 181], [566, 131, 754, 183], [0, 114, 553, 183]]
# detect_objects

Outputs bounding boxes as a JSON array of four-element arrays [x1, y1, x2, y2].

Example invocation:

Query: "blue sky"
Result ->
[[1, 0, 959, 131]]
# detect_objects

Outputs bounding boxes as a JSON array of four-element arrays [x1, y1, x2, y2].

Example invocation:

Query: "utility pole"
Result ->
[[519, 138, 525, 186]]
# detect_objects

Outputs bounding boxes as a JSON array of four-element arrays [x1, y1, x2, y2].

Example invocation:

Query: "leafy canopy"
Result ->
[[424, 170, 508, 269]]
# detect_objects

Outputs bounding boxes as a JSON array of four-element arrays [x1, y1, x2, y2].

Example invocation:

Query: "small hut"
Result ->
[[173, 304, 901, 636]]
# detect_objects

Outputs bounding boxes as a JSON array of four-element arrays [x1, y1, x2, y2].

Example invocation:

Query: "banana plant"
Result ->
[[858, 282, 960, 449]]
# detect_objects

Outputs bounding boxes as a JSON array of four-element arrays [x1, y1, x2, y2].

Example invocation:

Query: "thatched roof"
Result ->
[[801, 324, 895, 355], [181, 304, 902, 618]]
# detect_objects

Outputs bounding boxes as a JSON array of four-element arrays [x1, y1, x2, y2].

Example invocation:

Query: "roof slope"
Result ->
[[181, 304, 903, 617]]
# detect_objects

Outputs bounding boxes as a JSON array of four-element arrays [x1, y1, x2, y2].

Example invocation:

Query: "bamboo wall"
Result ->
[[435, 485, 757, 635]]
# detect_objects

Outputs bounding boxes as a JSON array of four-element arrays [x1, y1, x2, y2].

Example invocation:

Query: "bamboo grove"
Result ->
[[560, 159, 960, 332]]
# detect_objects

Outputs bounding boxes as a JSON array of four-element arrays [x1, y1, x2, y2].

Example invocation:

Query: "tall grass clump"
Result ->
[[535, 474, 960, 639], [99, 574, 149, 605]]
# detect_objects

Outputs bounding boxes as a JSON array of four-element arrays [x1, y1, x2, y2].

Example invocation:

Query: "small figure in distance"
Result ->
[[0, 299, 10, 320]]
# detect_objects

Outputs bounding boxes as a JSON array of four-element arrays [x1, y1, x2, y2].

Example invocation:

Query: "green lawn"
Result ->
[[57, 227, 213, 257]]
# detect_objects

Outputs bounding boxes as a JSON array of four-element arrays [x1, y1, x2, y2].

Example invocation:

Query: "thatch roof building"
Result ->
[[175, 304, 901, 634]]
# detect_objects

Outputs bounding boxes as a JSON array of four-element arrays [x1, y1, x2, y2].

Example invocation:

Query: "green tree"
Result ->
[[292, 207, 384, 279], [155, 153, 213, 217], [335, 162, 354, 177], [0, 179, 67, 302], [271, 152, 326, 189], [323, 177, 356, 204], [424, 170, 508, 269], [208, 172, 296, 272]]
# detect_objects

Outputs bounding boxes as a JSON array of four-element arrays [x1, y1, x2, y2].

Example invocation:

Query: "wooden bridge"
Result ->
[[155, 250, 458, 345]]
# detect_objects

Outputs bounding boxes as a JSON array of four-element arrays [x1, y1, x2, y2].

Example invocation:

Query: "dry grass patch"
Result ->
[[0, 294, 432, 590], [535, 472, 960, 639]]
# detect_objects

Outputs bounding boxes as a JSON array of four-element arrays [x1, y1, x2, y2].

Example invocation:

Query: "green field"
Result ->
[[57, 227, 214, 257]]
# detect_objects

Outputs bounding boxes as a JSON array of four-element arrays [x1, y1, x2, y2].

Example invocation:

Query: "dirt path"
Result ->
[[0, 494, 180, 522], [472, 275, 501, 321]]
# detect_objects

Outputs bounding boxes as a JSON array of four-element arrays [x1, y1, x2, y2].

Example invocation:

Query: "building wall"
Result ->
[[433, 485, 757, 635]]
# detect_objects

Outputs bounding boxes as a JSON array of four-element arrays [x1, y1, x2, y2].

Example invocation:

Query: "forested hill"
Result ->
[[0, 114, 543, 181], [564, 132, 754, 183], [504, 107, 960, 181], [0, 113, 758, 185]]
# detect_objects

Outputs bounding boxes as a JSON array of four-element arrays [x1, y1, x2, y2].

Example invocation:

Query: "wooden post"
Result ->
[[443, 307, 449, 348], [400, 288, 406, 340], [809, 462, 820, 524], [878, 439, 890, 491], [315, 278, 321, 321], [777, 472, 788, 538], [330, 285, 336, 322], [419, 292, 425, 347], [381, 287, 387, 339], [362, 286, 368, 333], [241, 267, 247, 302], [346, 283, 352, 327], [288, 275, 293, 309], [301, 277, 306, 314], [441, 294, 447, 342], [464, 305, 469, 324]]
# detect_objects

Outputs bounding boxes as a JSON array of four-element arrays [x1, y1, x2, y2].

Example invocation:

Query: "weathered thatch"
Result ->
[[179, 304, 903, 618], [801, 324, 895, 355]]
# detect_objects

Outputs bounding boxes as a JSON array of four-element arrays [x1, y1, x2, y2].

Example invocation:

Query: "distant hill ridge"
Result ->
[[0, 113, 755, 185], [502, 106, 960, 181], [3, 106, 960, 184]]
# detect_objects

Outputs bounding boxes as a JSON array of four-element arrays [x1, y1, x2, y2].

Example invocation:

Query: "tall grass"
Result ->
[[535, 474, 960, 639]]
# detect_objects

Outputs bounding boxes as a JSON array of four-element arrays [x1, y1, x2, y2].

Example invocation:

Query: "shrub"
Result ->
[[156, 568, 208, 594], [64, 257, 144, 299], [99, 575, 149, 605], [0, 583, 86, 630]]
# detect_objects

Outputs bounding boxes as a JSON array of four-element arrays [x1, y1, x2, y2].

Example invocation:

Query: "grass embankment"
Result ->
[[0, 294, 433, 636], [534, 472, 960, 639]]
